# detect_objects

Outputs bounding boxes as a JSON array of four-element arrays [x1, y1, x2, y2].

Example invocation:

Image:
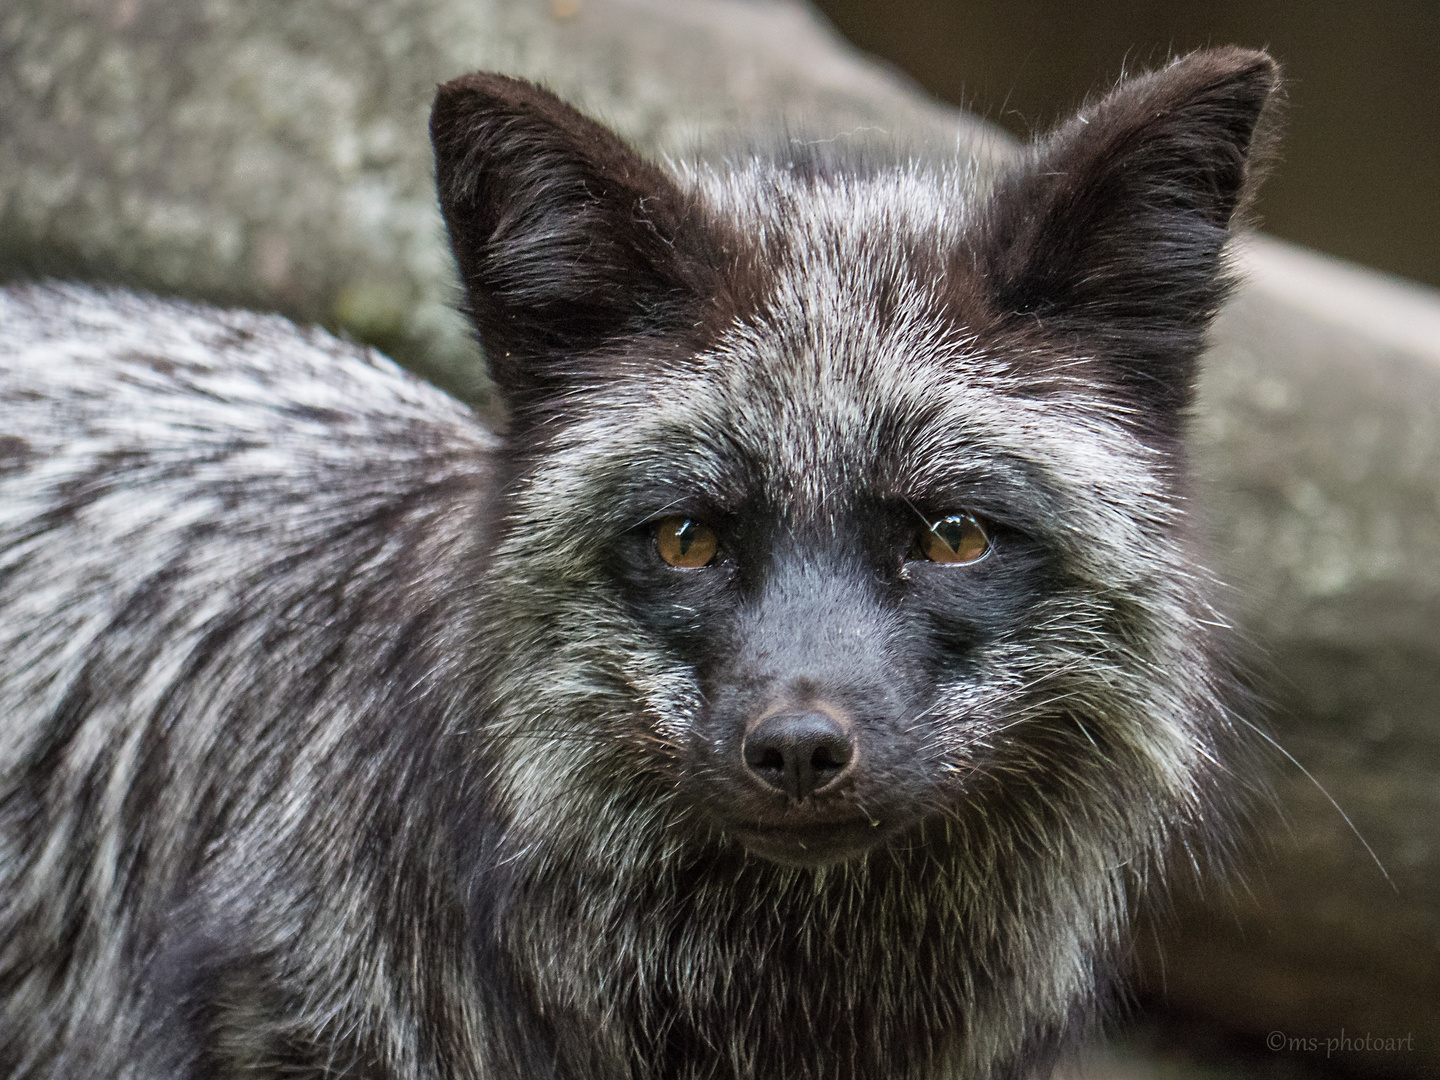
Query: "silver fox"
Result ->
[[0, 48, 1279, 1080]]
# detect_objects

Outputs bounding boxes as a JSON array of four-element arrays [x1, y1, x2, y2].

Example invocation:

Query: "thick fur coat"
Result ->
[[0, 48, 1279, 1080]]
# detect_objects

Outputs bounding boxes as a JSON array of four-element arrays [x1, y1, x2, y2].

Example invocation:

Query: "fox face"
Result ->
[[435, 51, 1278, 880]]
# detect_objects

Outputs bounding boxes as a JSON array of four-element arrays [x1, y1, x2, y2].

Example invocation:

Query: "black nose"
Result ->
[[742, 712, 855, 800]]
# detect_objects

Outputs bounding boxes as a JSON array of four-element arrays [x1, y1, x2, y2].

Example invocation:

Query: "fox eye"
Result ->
[[655, 516, 719, 569], [918, 513, 990, 565]]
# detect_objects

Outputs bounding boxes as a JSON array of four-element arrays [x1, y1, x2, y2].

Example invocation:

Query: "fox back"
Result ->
[[0, 48, 1279, 1080]]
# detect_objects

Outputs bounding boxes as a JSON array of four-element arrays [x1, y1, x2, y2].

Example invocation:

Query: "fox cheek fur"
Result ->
[[0, 46, 1279, 1080]]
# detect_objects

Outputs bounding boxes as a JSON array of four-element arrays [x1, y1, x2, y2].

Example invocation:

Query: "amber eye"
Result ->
[[655, 516, 719, 569], [920, 513, 991, 565]]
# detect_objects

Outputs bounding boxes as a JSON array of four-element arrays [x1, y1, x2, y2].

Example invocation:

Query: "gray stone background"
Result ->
[[2, 1, 1436, 1076]]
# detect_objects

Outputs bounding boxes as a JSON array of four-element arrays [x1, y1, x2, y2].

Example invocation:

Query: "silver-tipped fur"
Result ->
[[1, 48, 1280, 1080]]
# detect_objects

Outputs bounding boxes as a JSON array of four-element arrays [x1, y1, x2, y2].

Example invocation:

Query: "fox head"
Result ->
[[431, 49, 1278, 876]]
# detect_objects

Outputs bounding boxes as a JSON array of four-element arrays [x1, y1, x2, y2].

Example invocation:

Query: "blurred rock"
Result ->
[[1, 1, 1436, 1075]]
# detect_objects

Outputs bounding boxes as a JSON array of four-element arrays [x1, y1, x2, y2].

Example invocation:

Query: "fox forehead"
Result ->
[[515, 165, 1172, 567], [685, 157, 986, 262]]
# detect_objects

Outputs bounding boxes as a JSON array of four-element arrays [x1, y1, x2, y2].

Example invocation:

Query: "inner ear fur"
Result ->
[[980, 47, 1282, 426], [430, 74, 715, 412]]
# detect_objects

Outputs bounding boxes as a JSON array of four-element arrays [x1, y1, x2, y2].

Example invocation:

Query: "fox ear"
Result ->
[[980, 47, 1281, 427], [431, 74, 708, 413]]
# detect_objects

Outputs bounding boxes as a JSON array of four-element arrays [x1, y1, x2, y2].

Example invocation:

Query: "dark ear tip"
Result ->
[[1162, 45, 1283, 108], [431, 73, 505, 152], [1184, 44, 1280, 81], [1167, 47, 1286, 211], [1060, 45, 1284, 171], [434, 72, 546, 105], [431, 73, 550, 133]]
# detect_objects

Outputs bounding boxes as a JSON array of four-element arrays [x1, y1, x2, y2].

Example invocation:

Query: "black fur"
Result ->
[[0, 48, 1280, 1080]]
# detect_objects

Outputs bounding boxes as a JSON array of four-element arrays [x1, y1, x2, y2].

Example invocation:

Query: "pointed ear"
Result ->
[[980, 47, 1281, 426], [430, 74, 711, 413]]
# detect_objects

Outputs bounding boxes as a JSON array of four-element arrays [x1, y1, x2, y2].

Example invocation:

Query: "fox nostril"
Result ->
[[751, 746, 786, 772], [742, 712, 855, 800]]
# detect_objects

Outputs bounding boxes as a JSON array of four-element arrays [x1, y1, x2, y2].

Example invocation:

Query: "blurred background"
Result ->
[[812, 0, 1440, 290]]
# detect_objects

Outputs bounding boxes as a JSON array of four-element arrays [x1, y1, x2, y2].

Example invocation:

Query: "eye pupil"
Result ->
[[676, 521, 697, 556]]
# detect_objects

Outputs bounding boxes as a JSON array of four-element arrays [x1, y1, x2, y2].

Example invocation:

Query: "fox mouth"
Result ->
[[726, 816, 891, 868]]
